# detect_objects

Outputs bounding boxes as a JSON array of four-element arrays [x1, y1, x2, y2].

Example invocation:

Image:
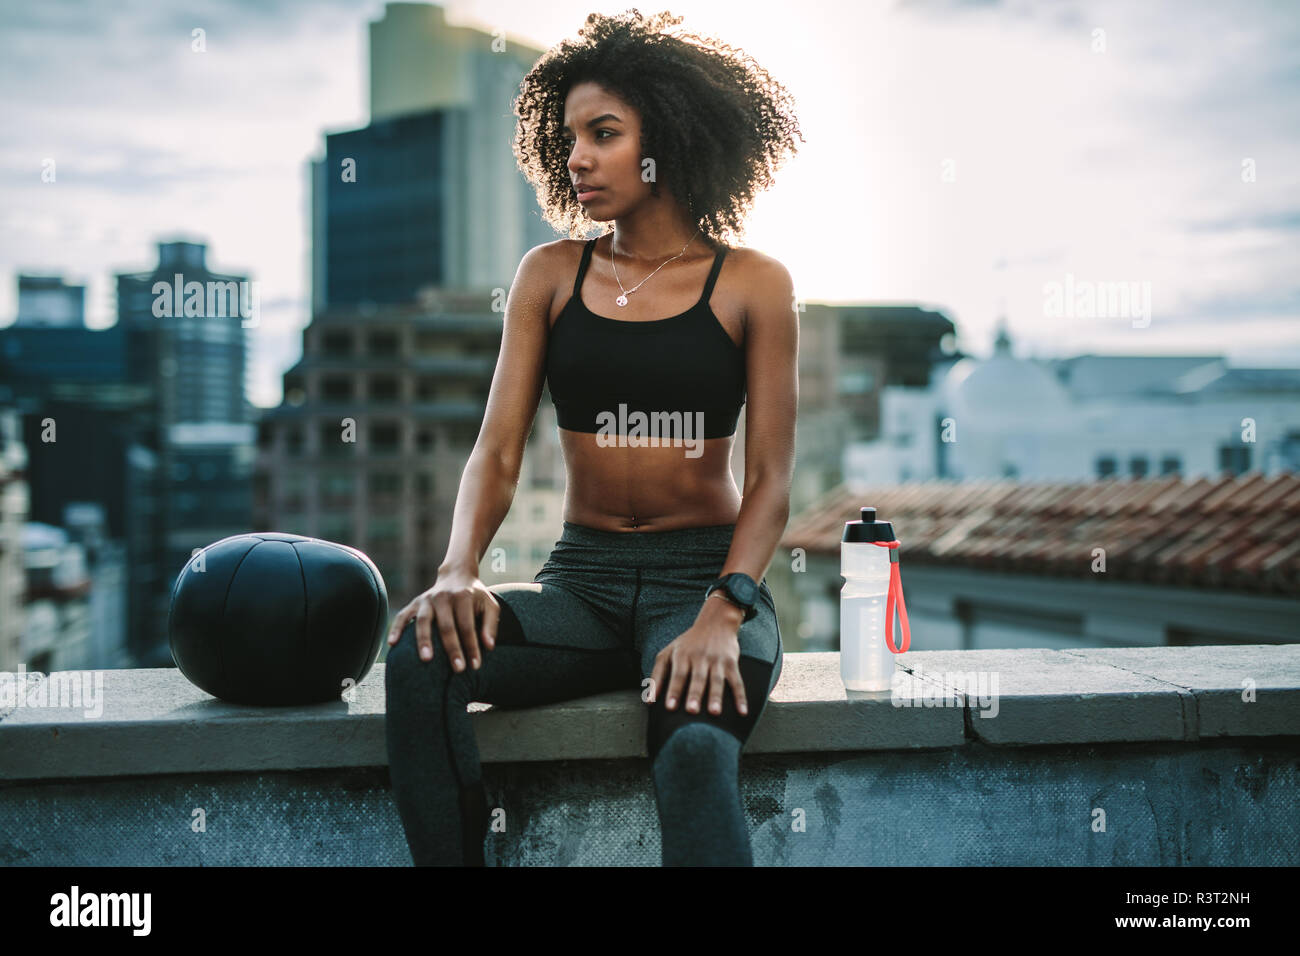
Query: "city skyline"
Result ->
[[2, 0, 1298, 409]]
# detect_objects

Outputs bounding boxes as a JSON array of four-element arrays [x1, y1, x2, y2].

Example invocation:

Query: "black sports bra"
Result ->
[[545, 237, 747, 440]]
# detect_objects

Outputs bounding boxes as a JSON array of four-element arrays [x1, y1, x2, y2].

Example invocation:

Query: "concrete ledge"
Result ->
[[1, 646, 1298, 783]]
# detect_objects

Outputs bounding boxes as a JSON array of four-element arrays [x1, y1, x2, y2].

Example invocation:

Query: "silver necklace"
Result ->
[[609, 228, 701, 307]]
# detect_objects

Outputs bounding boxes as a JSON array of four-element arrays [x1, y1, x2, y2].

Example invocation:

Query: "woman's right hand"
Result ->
[[386, 567, 500, 671]]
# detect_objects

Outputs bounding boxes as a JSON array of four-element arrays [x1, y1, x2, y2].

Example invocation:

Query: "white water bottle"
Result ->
[[840, 506, 910, 691]]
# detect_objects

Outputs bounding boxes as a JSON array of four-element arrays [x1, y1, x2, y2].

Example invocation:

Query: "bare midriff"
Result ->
[[557, 430, 742, 531], [546, 239, 748, 532]]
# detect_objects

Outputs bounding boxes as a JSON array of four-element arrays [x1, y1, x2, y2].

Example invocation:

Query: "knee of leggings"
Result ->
[[646, 655, 773, 763], [652, 721, 739, 772], [385, 619, 419, 670], [385, 617, 454, 682], [387, 602, 526, 681]]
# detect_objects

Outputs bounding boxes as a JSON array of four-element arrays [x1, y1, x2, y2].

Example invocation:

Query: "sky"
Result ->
[[2, 0, 1298, 408]]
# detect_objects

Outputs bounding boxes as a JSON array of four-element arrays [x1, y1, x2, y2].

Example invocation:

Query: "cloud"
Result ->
[[0, 0, 366, 359], [2, 0, 1297, 413], [1183, 210, 1300, 234]]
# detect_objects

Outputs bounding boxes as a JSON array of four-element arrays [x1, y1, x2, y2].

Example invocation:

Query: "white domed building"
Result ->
[[938, 324, 1080, 479], [844, 321, 1098, 483], [843, 319, 1300, 486]]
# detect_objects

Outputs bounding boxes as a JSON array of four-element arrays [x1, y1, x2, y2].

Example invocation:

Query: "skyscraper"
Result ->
[[310, 2, 550, 314], [116, 240, 256, 660]]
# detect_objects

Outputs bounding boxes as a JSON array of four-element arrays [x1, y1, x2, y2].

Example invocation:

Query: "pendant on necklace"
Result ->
[[616, 294, 629, 307]]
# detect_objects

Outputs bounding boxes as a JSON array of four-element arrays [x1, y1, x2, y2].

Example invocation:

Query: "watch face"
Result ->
[[731, 576, 757, 603]]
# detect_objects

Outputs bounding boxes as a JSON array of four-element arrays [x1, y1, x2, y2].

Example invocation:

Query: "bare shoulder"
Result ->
[[518, 237, 584, 279], [725, 246, 795, 325], [726, 245, 791, 279], [511, 239, 586, 314]]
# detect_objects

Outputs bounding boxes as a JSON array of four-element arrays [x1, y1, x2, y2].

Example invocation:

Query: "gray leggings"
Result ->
[[384, 520, 783, 866]]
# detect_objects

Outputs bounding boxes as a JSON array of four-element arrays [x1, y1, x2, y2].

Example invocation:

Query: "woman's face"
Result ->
[[562, 81, 651, 221]]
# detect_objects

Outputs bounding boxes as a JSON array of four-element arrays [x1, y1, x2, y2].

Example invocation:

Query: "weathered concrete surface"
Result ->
[[0, 740, 1294, 866], [2, 646, 1297, 865], [2, 647, 1298, 781], [1063, 645, 1300, 738], [896, 645, 1300, 746]]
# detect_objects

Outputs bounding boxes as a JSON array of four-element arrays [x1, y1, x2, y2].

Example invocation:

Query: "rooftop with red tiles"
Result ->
[[781, 472, 1300, 595]]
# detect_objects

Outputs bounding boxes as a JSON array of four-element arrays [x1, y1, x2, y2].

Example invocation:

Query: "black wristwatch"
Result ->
[[705, 573, 759, 621]]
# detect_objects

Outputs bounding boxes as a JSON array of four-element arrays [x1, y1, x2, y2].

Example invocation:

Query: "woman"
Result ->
[[384, 10, 802, 866]]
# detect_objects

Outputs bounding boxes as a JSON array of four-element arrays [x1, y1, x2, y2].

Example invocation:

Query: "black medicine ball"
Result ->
[[168, 532, 388, 705]]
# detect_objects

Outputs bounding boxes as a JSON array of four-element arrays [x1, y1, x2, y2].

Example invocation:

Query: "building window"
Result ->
[[369, 516, 401, 546], [415, 473, 433, 498], [370, 473, 402, 497], [320, 422, 352, 458], [1219, 444, 1251, 476], [319, 519, 353, 545], [321, 331, 352, 357], [448, 422, 479, 446], [286, 426, 303, 454], [281, 474, 306, 512], [416, 377, 438, 401], [1095, 455, 1117, 478], [321, 471, 354, 499], [370, 422, 402, 454], [1129, 455, 1148, 478], [414, 331, 458, 356], [368, 331, 400, 356], [1281, 430, 1300, 472], [837, 370, 874, 394], [322, 376, 353, 402], [370, 375, 400, 403], [1159, 455, 1181, 476]]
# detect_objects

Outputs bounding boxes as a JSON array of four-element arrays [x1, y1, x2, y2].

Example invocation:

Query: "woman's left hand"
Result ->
[[650, 597, 749, 717]]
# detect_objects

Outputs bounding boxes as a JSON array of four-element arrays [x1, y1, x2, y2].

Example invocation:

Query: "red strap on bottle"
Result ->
[[870, 540, 911, 653]]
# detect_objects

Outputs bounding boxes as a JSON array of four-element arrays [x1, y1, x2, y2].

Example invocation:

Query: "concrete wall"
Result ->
[[2, 646, 1297, 866], [1, 739, 1295, 866]]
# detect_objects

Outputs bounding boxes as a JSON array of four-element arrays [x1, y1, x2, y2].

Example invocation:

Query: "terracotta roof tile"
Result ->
[[783, 472, 1300, 596]]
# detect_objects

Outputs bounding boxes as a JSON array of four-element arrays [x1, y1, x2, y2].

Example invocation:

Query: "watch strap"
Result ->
[[705, 573, 759, 621]]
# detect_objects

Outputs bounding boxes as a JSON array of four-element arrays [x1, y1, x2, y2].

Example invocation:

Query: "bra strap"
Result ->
[[700, 247, 728, 303], [573, 238, 598, 297]]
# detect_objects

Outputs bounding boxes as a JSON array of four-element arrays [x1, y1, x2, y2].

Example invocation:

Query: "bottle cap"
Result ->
[[842, 506, 895, 543]]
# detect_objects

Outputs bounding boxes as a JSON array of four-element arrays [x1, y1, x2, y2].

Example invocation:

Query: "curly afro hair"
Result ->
[[511, 9, 804, 246]]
